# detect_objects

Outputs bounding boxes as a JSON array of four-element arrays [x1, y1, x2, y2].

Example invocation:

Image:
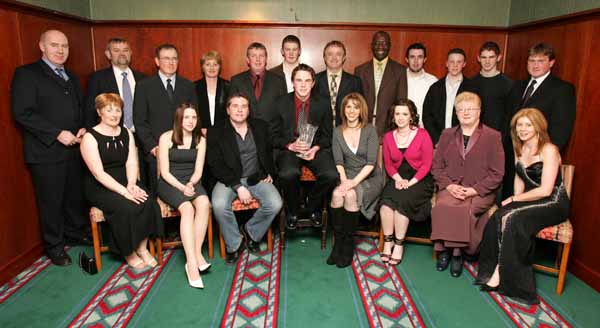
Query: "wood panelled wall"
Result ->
[[505, 12, 600, 292], [0, 3, 93, 283], [1, 2, 599, 292]]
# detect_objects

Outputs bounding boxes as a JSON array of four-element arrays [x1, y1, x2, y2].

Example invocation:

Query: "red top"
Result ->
[[382, 127, 434, 181]]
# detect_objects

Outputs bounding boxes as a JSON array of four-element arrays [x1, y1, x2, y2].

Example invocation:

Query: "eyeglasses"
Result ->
[[456, 107, 480, 113]]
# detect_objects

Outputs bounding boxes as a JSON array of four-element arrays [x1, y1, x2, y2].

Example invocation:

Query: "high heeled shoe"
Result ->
[[185, 263, 204, 289], [198, 263, 212, 273]]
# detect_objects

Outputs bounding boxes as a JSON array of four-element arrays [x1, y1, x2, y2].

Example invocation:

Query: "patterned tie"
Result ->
[[166, 78, 175, 103], [374, 62, 384, 96], [521, 79, 537, 107], [122, 72, 133, 128], [55, 67, 68, 81], [297, 101, 306, 133], [254, 74, 262, 100], [330, 74, 338, 124]]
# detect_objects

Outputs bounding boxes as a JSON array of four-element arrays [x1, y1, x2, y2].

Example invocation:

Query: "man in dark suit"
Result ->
[[230, 42, 287, 124], [355, 31, 408, 136], [85, 38, 145, 129], [314, 40, 363, 127], [502, 42, 576, 198], [133, 44, 198, 194], [271, 64, 338, 229], [423, 48, 477, 145], [269, 35, 301, 93], [207, 93, 282, 264], [11, 30, 89, 266]]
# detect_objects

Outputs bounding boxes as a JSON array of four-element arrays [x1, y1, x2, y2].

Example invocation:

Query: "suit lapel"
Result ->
[[318, 73, 331, 102], [336, 71, 350, 103], [107, 69, 119, 93], [465, 125, 482, 156], [364, 63, 376, 103], [453, 127, 465, 159], [525, 75, 553, 106], [39, 60, 69, 88], [379, 60, 395, 93], [242, 72, 258, 104], [225, 121, 242, 170]]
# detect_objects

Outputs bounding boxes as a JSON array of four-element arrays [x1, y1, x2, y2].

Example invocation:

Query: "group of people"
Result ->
[[11, 29, 574, 303]]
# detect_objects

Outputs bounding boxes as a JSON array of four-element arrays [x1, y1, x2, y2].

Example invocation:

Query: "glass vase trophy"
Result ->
[[296, 123, 318, 158]]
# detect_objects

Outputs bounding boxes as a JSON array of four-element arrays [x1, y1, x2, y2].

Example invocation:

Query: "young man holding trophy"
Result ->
[[271, 64, 339, 230]]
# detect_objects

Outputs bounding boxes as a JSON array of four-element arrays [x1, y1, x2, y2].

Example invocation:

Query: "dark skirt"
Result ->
[[379, 160, 434, 222]]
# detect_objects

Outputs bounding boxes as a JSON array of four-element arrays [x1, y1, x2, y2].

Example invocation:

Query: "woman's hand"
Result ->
[[183, 182, 195, 197], [123, 184, 148, 204], [395, 179, 409, 190], [501, 197, 513, 206]]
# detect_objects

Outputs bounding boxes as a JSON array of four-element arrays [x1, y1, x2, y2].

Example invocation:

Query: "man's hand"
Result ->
[[302, 146, 319, 161], [287, 140, 310, 154], [261, 175, 273, 184], [236, 186, 252, 205], [75, 128, 86, 143], [57, 130, 78, 146]]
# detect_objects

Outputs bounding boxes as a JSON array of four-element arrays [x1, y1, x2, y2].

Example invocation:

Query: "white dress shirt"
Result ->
[[445, 75, 463, 128], [407, 68, 437, 127]]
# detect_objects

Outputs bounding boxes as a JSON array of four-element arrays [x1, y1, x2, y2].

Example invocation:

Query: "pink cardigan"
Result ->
[[382, 128, 434, 181]]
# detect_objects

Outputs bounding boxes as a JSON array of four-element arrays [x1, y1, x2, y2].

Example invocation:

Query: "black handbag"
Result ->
[[78, 251, 98, 275]]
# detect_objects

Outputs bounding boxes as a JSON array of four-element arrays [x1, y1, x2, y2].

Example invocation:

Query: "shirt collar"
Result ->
[[294, 94, 310, 109], [530, 71, 550, 86], [42, 57, 64, 71], [373, 57, 389, 66], [113, 65, 132, 76], [158, 71, 176, 85]]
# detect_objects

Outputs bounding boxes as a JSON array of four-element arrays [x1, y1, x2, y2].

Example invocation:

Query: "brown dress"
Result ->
[[430, 124, 504, 254]]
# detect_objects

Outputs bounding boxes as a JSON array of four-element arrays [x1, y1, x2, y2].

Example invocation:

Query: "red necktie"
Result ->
[[254, 74, 262, 100]]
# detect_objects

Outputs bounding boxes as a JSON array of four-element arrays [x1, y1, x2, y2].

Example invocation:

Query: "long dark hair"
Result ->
[[171, 103, 202, 146], [385, 98, 419, 132]]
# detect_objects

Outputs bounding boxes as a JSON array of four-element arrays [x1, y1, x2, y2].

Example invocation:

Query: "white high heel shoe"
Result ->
[[185, 263, 204, 289], [198, 263, 212, 272]]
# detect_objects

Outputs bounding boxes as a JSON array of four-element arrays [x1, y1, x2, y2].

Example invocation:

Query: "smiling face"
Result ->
[[446, 53, 466, 77], [477, 49, 500, 73], [324, 44, 345, 72], [406, 48, 426, 73], [155, 48, 178, 76], [246, 48, 267, 74], [181, 107, 198, 133], [527, 54, 555, 78], [515, 116, 537, 143], [202, 58, 220, 78], [343, 99, 361, 125], [292, 70, 315, 100], [281, 41, 301, 65], [393, 105, 412, 129], [455, 100, 481, 127], [371, 32, 391, 61], [227, 96, 250, 125], [39, 30, 69, 66], [106, 41, 131, 68], [98, 104, 122, 127]]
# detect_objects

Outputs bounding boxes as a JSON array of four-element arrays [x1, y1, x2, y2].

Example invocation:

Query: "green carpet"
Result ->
[[0, 233, 598, 328]]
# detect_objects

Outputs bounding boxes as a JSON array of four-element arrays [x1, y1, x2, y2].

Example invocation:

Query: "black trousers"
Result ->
[[277, 149, 338, 214], [28, 156, 87, 255]]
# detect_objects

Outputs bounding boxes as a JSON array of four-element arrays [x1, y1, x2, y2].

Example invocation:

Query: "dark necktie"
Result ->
[[122, 72, 133, 128], [55, 67, 68, 81], [297, 102, 306, 133], [254, 74, 261, 100], [521, 79, 537, 107], [166, 78, 175, 103]]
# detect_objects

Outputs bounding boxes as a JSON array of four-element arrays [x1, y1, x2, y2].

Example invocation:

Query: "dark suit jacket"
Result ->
[[432, 124, 504, 196], [269, 64, 285, 80], [133, 74, 198, 155], [313, 70, 363, 126], [206, 118, 276, 188], [84, 66, 145, 129], [230, 70, 287, 123], [506, 74, 576, 150], [354, 58, 408, 135], [11, 59, 84, 164], [194, 77, 230, 128], [271, 93, 333, 151], [422, 76, 477, 145]]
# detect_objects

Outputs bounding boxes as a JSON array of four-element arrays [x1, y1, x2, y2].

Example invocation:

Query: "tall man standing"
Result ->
[[405, 43, 437, 126], [11, 30, 89, 266], [230, 42, 287, 124], [314, 40, 363, 127], [133, 44, 198, 194], [355, 31, 408, 136], [471, 41, 513, 133], [269, 35, 301, 93], [271, 64, 338, 229]]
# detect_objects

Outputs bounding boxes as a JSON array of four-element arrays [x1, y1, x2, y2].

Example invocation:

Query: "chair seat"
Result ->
[[536, 220, 573, 244], [156, 198, 179, 218], [232, 198, 260, 211], [300, 166, 316, 181], [90, 207, 105, 223]]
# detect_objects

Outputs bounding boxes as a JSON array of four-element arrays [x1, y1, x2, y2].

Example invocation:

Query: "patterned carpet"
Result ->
[[352, 238, 426, 328], [221, 237, 281, 328]]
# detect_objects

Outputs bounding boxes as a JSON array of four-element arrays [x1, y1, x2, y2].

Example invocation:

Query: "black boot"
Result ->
[[337, 210, 359, 268], [326, 208, 344, 265]]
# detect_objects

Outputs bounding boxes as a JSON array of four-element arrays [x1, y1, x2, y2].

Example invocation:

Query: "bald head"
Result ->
[[39, 30, 69, 66]]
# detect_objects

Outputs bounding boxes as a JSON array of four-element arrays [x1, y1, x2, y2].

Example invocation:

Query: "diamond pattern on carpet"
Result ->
[[221, 237, 281, 328], [68, 248, 175, 328], [463, 261, 572, 328], [352, 238, 425, 328]]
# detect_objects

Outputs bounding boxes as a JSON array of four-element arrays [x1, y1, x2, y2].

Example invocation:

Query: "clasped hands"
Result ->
[[123, 183, 148, 204], [236, 175, 273, 205], [287, 139, 317, 160], [446, 184, 478, 200], [336, 178, 356, 196], [57, 128, 86, 146]]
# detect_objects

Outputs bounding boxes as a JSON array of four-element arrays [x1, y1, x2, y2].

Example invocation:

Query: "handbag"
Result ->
[[78, 251, 98, 275]]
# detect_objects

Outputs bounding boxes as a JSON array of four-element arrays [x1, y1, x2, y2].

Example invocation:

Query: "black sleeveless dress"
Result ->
[[476, 161, 569, 304], [84, 128, 162, 256], [157, 144, 207, 209]]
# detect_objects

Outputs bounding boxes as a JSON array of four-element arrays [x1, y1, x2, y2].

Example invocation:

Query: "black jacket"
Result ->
[[207, 118, 276, 188], [194, 77, 230, 128], [313, 70, 363, 126], [229, 70, 287, 123]]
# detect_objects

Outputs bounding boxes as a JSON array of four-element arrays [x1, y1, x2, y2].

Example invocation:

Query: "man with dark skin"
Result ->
[[355, 31, 408, 136]]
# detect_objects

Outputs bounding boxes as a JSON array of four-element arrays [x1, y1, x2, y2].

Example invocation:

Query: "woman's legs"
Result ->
[[390, 211, 409, 264], [179, 201, 200, 280], [337, 189, 359, 267], [328, 187, 345, 265], [192, 195, 210, 266], [380, 205, 395, 260]]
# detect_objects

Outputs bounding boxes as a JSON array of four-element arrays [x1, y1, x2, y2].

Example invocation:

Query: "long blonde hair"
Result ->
[[510, 108, 551, 157]]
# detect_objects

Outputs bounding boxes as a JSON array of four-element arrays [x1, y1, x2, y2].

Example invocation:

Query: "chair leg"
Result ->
[[321, 207, 328, 250], [148, 239, 155, 257], [279, 210, 286, 249], [91, 220, 102, 272], [556, 242, 571, 295], [219, 230, 226, 259], [157, 238, 164, 265], [208, 212, 214, 259], [267, 227, 273, 251], [378, 226, 384, 252]]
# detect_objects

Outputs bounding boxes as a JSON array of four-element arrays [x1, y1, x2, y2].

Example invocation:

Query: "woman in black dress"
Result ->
[[81, 93, 162, 269], [476, 108, 569, 304], [158, 103, 210, 289]]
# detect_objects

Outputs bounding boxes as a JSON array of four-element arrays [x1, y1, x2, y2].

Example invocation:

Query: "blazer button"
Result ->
[[64, 91, 69, 95]]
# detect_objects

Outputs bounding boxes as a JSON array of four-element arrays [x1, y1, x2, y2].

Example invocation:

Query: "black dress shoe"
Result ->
[[286, 214, 298, 230], [309, 211, 323, 227], [48, 250, 72, 266], [436, 251, 450, 271], [225, 242, 245, 265], [66, 235, 93, 246], [450, 255, 463, 277], [240, 224, 261, 254], [480, 284, 499, 292]]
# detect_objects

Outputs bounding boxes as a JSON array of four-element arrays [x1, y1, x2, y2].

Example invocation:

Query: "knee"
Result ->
[[345, 189, 357, 202], [193, 195, 210, 210], [260, 189, 283, 213], [210, 193, 229, 213], [331, 188, 344, 201], [278, 168, 299, 182]]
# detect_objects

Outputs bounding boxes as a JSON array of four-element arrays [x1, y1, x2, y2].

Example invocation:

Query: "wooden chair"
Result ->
[[90, 207, 156, 272], [279, 166, 329, 249], [486, 164, 574, 295], [217, 197, 274, 258], [155, 198, 214, 265]]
